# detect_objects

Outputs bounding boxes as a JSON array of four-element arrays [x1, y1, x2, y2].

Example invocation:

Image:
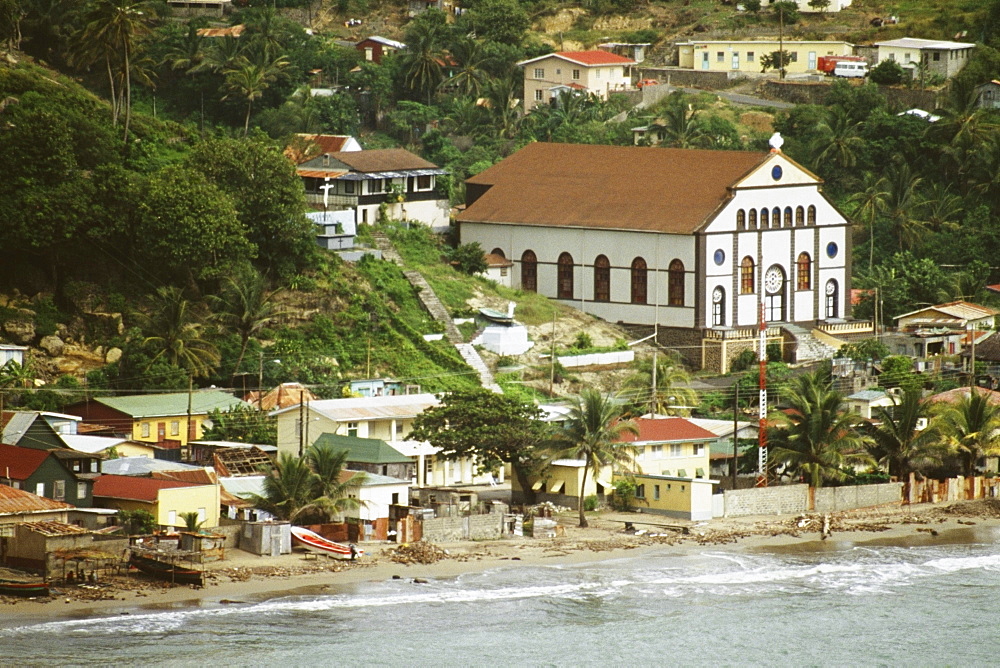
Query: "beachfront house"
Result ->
[[340, 470, 410, 541], [93, 474, 221, 531]]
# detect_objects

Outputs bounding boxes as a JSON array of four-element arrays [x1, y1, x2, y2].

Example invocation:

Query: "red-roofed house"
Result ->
[[0, 442, 99, 507], [93, 474, 220, 530], [617, 417, 717, 479], [518, 50, 635, 112], [0, 483, 73, 525]]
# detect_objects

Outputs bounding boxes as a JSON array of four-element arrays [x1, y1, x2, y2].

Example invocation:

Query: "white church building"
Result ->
[[457, 139, 868, 371]]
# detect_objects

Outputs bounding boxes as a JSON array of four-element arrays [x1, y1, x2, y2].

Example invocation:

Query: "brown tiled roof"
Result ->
[[484, 253, 513, 267], [285, 134, 357, 164], [331, 148, 437, 173], [928, 386, 1000, 405], [458, 143, 768, 234], [0, 484, 73, 514]]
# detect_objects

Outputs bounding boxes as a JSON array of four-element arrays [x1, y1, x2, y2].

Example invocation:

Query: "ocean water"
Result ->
[[5, 531, 1000, 666]]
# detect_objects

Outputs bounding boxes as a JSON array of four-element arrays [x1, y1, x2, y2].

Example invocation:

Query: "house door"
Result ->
[[701, 52, 709, 70], [157, 422, 166, 440], [732, 52, 740, 70], [808, 51, 817, 70], [764, 265, 786, 323]]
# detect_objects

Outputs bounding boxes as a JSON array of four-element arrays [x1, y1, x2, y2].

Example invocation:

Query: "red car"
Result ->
[[636, 79, 659, 89]]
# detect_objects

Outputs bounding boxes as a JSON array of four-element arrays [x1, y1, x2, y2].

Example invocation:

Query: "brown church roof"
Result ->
[[458, 143, 769, 234]]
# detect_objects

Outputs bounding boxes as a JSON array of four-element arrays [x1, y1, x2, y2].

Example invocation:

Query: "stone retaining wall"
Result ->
[[813, 482, 903, 513]]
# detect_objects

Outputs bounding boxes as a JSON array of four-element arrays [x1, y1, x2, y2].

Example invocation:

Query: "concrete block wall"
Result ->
[[467, 514, 503, 541], [723, 483, 808, 517], [421, 514, 504, 542], [813, 482, 903, 513]]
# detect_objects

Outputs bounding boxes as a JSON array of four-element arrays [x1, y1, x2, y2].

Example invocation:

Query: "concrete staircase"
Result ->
[[782, 323, 837, 364], [372, 232, 502, 393]]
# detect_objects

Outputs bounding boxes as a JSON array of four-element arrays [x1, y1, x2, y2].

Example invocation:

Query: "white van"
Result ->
[[834, 61, 869, 78]]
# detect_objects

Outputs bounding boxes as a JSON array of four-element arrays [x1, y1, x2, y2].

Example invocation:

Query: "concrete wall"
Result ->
[[421, 513, 504, 542], [638, 67, 733, 89], [814, 482, 903, 513], [723, 483, 809, 517], [760, 80, 939, 109]]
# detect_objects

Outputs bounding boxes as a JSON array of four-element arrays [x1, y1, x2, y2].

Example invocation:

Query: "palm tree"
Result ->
[[242, 452, 319, 522], [306, 443, 366, 517], [882, 160, 926, 251], [769, 370, 873, 487], [163, 21, 207, 73], [625, 353, 698, 416], [657, 101, 710, 149], [847, 171, 888, 271], [399, 29, 445, 105], [77, 0, 154, 140], [223, 55, 287, 136], [483, 74, 521, 139], [551, 389, 639, 527], [210, 272, 286, 377], [867, 388, 946, 479], [136, 286, 221, 378], [444, 36, 489, 98], [813, 107, 864, 170], [938, 390, 1000, 477]]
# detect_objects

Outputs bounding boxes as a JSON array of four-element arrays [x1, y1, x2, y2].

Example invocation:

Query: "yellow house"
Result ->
[[93, 474, 221, 529], [517, 50, 635, 113], [627, 473, 717, 521], [66, 391, 250, 454], [677, 40, 853, 74], [619, 417, 716, 479], [512, 458, 617, 509]]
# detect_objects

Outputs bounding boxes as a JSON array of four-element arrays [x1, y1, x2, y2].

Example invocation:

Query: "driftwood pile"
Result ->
[[388, 543, 450, 565], [937, 499, 1000, 519]]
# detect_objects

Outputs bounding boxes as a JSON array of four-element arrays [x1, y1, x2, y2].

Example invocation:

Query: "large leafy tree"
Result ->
[[551, 389, 639, 527], [769, 370, 873, 487], [937, 390, 1000, 477], [185, 135, 315, 278], [625, 352, 697, 416], [866, 388, 945, 479], [202, 405, 276, 445], [409, 389, 551, 503], [210, 272, 286, 377]]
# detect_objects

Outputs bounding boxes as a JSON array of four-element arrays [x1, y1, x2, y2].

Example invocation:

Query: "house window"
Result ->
[[650, 445, 662, 457], [534, 68, 544, 78], [396, 421, 404, 437], [595, 68, 601, 78], [667, 259, 684, 306], [521, 250, 537, 292], [736, 209, 746, 229], [347, 421, 359, 437], [789, 52, 798, 63], [35, 482, 44, 497], [141, 422, 150, 438], [391, 492, 399, 505], [558, 252, 574, 299], [572, 69, 580, 80], [416, 175, 432, 190], [635, 484, 645, 499], [693, 443, 705, 456], [654, 485, 661, 500], [168, 510, 177, 526], [716, 51, 725, 62], [632, 257, 648, 305], [77, 482, 87, 499], [53, 480, 65, 501], [90, 460, 98, 472], [826, 279, 839, 318], [534, 89, 543, 102], [807, 205, 816, 225], [795, 206, 804, 226], [197, 507, 206, 523], [740, 257, 755, 294], [344, 181, 355, 194], [9, 481, 17, 489], [747, 51, 755, 62], [670, 444, 682, 457], [797, 253, 812, 290], [933, 52, 940, 61], [170, 420, 180, 436], [72, 460, 81, 472], [748, 209, 757, 229], [712, 287, 725, 326], [594, 255, 611, 302]]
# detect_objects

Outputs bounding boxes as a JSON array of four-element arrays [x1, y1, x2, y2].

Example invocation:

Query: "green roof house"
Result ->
[[313, 433, 415, 481]]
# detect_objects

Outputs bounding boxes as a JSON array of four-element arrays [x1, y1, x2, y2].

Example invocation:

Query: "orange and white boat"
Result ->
[[290, 526, 362, 560]]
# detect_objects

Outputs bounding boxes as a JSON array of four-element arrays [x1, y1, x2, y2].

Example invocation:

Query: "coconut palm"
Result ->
[[625, 353, 698, 416], [769, 370, 873, 487], [482, 74, 521, 139], [306, 442, 366, 516], [223, 55, 287, 136], [76, 0, 154, 140], [210, 272, 286, 377], [399, 28, 445, 105], [881, 159, 926, 251], [847, 171, 888, 271], [136, 286, 221, 378], [444, 36, 489, 98], [657, 101, 710, 149], [241, 452, 320, 522], [813, 107, 864, 170], [867, 388, 946, 479], [937, 390, 1000, 477], [551, 389, 639, 527]]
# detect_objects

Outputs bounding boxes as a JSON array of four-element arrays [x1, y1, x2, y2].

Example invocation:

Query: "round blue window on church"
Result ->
[[771, 165, 783, 181], [827, 242, 838, 258], [714, 249, 725, 266]]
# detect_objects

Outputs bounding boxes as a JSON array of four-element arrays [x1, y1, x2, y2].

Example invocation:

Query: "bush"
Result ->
[[869, 60, 905, 86], [730, 349, 758, 372], [450, 242, 488, 275], [583, 494, 600, 512], [571, 332, 593, 350], [610, 478, 637, 511]]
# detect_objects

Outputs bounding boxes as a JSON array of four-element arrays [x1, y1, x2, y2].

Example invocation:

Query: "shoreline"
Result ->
[[6, 501, 1000, 629]]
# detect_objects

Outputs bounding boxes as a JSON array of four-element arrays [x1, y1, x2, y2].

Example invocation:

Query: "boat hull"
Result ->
[[291, 526, 361, 560], [0, 580, 49, 597], [129, 554, 205, 586]]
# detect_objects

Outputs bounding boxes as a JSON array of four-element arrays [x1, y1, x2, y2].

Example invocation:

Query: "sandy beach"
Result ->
[[6, 499, 1000, 628]]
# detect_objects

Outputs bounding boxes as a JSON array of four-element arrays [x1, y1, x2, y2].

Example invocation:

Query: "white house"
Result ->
[[874, 38, 975, 78], [517, 50, 635, 113], [457, 140, 855, 371]]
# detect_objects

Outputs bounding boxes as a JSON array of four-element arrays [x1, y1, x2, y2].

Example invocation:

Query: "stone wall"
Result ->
[[723, 483, 809, 517], [638, 67, 735, 90], [813, 482, 903, 513], [760, 80, 940, 109], [420, 513, 504, 542], [658, 327, 705, 370]]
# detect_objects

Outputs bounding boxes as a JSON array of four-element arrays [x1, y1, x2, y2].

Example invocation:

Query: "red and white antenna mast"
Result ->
[[757, 299, 768, 487]]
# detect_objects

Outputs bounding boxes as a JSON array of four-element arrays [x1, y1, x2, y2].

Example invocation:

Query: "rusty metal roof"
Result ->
[[0, 484, 73, 515], [297, 168, 348, 179], [19, 520, 90, 536]]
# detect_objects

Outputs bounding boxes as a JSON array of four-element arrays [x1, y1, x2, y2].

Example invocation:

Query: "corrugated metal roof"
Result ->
[[0, 484, 73, 514], [20, 520, 90, 536], [296, 168, 348, 178], [93, 475, 197, 502], [328, 148, 438, 173], [313, 433, 412, 464], [273, 393, 439, 420], [875, 38, 975, 50], [91, 390, 249, 418], [61, 434, 128, 454], [102, 457, 204, 476], [1, 411, 38, 445], [335, 168, 447, 180], [518, 50, 635, 67], [340, 470, 410, 486], [358, 35, 406, 49], [219, 475, 267, 497], [0, 443, 49, 479]]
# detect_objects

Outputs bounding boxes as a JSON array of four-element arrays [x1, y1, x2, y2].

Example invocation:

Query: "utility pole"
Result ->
[[970, 325, 977, 389], [732, 383, 739, 488], [778, 7, 785, 80], [548, 310, 557, 396], [304, 394, 312, 452], [651, 349, 658, 416], [257, 351, 265, 410], [757, 300, 768, 487], [298, 390, 305, 457], [186, 375, 194, 460]]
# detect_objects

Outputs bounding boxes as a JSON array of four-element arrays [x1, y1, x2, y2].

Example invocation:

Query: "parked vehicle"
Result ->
[[817, 55, 866, 75], [833, 61, 869, 78], [636, 79, 659, 89]]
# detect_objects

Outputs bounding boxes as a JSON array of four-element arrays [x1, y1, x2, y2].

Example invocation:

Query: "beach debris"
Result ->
[[388, 543, 450, 565], [916, 528, 940, 536]]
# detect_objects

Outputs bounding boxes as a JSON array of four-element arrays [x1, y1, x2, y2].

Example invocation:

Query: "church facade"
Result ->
[[456, 141, 858, 371]]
